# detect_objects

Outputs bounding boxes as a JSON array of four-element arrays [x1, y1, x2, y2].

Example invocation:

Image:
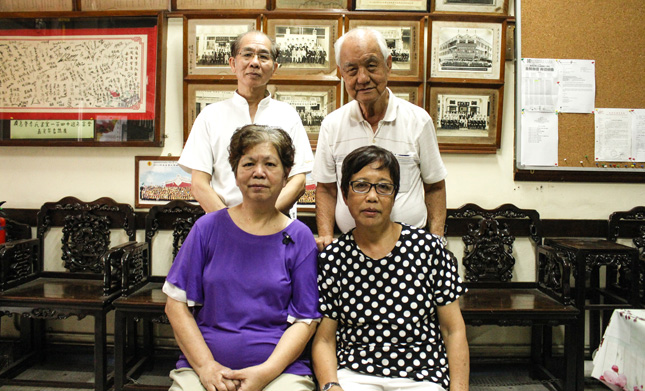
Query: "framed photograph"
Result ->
[[267, 83, 341, 150], [0, 14, 166, 147], [184, 82, 237, 141], [433, 0, 508, 14], [173, 0, 267, 10], [265, 16, 341, 79], [185, 16, 260, 77], [273, 0, 347, 10], [427, 85, 503, 153], [345, 83, 423, 107], [80, 0, 170, 11], [0, 0, 73, 11], [354, 0, 428, 11], [429, 20, 504, 82], [346, 17, 424, 81], [297, 173, 316, 213], [135, 156, 198, 208]]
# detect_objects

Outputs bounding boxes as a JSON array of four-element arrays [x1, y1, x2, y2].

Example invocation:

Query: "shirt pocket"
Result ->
[[394, 154, 418, 194]]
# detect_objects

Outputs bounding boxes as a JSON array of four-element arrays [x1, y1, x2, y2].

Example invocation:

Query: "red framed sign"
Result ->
[[0, 14, 166, 146]]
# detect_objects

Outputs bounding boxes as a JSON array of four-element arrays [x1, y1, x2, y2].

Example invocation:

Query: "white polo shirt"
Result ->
[[312, 89, 447, 233], [179, 91, 314, 210]]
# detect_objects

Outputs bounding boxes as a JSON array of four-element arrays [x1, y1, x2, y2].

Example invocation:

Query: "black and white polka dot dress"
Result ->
[[317, 224, 466, 389]]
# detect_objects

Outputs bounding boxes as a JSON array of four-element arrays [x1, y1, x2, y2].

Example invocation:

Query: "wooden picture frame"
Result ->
[[427, 84, 503, 153], [135, 156, 198, 208], [353, 0, 428, 11], [183, 81, 237, 142], [267, 82, 341, 151], [0, 0, 74, 11], [346, 15, 425, 81], [173, 0, 267, 10], [429, 19, 505, 82], [344, 83, 424, 107], [432, 0, 508, 14], [0, 13, 166, 147], [79, 0, 170, 11], [265, 14, 341, 80], [273, 0, 348, 10], [184, 15, 260, 78]]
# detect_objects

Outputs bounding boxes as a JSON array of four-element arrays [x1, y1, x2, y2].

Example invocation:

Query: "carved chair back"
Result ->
[[447, 203, 542, 284], [121, 200, 204, 295], [608, 206, 645, 304], [36, 196, 136, 275], [145, 200, 205, 263]]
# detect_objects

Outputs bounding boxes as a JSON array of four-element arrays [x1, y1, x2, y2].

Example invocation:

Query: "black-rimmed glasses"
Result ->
[[349, 180, 397, 196]]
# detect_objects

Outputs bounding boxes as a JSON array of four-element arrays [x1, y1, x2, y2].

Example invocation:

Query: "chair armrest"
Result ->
[[0, 238, 40, 291], [103, 241, 138, 295], [537, 244, 573, 305], [120, 242, 150, 296]]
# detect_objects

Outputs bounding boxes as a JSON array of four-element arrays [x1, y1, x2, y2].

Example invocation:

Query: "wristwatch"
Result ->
[[439, 235, 448, 247], [321, 382, 342, 391]]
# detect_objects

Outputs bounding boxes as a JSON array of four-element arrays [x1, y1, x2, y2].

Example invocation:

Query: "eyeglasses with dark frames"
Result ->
[[349, 180, 397, 196]]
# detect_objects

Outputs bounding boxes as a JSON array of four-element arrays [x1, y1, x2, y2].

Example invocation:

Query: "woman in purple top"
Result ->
[[164, 124, 321, 391]]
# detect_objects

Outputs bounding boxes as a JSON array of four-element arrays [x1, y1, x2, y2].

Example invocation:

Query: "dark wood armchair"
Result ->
[[0, 196, 136, 391], [608, 206, 645, 307], [446, 203, 580, 391], [114, 200, 204, 391]]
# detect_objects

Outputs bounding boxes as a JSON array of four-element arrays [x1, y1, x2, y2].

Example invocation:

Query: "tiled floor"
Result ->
[[0, 341, 613, 390]]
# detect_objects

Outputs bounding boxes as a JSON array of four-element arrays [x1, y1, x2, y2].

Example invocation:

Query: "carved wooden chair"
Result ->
[[608, 206, 645, 307], [446, 203, 580, 391], [114, 200, 204, 391], [0, 196, 135, 391]]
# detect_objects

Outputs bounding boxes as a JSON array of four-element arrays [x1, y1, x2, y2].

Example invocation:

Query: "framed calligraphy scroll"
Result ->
[[0, 13, 167, 147]]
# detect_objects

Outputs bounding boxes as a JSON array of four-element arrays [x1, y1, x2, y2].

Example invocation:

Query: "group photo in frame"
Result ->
[[353, 0, 428, 11], [267, 83, 341, 150], [427, 85, 503, 153], [432, 0, 508, 14], [135, 156, 198, 208], [0, 14, 165, 147], [265, 15, 340, 79], [173, 0, 267, 10], [273, 0, 347, 10], [346, 17, 424, 81], [185, 16, 259, 77], [429, 20, 504, 82], [184, 82, 237, 141]]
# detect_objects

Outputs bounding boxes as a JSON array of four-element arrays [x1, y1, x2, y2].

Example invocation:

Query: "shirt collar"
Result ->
[[349, 87, 397, 124], [232, 90, 273, 107]]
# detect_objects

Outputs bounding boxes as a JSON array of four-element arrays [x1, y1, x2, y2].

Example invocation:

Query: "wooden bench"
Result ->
[[446, 204, 580, 391], [113, 200, 204, 391], [0, 196, 135, 391]]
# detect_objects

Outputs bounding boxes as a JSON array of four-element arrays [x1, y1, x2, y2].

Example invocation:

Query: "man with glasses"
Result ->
[[179, 30, 313, 217], [312, 28, 447, 250]]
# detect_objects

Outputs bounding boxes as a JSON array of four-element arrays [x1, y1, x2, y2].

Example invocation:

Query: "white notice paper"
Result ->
[[558, 59, 595, 113], [631, 109, 645, 162], [520, 111, 559, 166], [521, 58, 560, 113], [595, 109, 631, 162]]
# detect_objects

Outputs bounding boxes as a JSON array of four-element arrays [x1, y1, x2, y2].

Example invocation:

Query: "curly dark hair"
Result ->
[[228, 124, 295, 178]]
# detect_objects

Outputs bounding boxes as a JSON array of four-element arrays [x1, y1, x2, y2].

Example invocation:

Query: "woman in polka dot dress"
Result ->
[[312, 145, 469, 391]]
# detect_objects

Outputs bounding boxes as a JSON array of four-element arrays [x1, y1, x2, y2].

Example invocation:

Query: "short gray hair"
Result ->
[[334, 28, 390, 67]]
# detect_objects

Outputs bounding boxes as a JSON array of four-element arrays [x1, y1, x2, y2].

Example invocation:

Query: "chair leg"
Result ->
[[94, 312, 107, 391], [114, 310, 126, 391]]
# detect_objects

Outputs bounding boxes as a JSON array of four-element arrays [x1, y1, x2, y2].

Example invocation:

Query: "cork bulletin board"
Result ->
[[515, 0, 645, 182]]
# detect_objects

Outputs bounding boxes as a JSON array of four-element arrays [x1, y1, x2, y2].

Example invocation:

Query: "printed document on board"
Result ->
[[521, 58, 560, 113], [594, 109, 631, 162], [558, 59, 595, 113], [520, 111, 559, 166]]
